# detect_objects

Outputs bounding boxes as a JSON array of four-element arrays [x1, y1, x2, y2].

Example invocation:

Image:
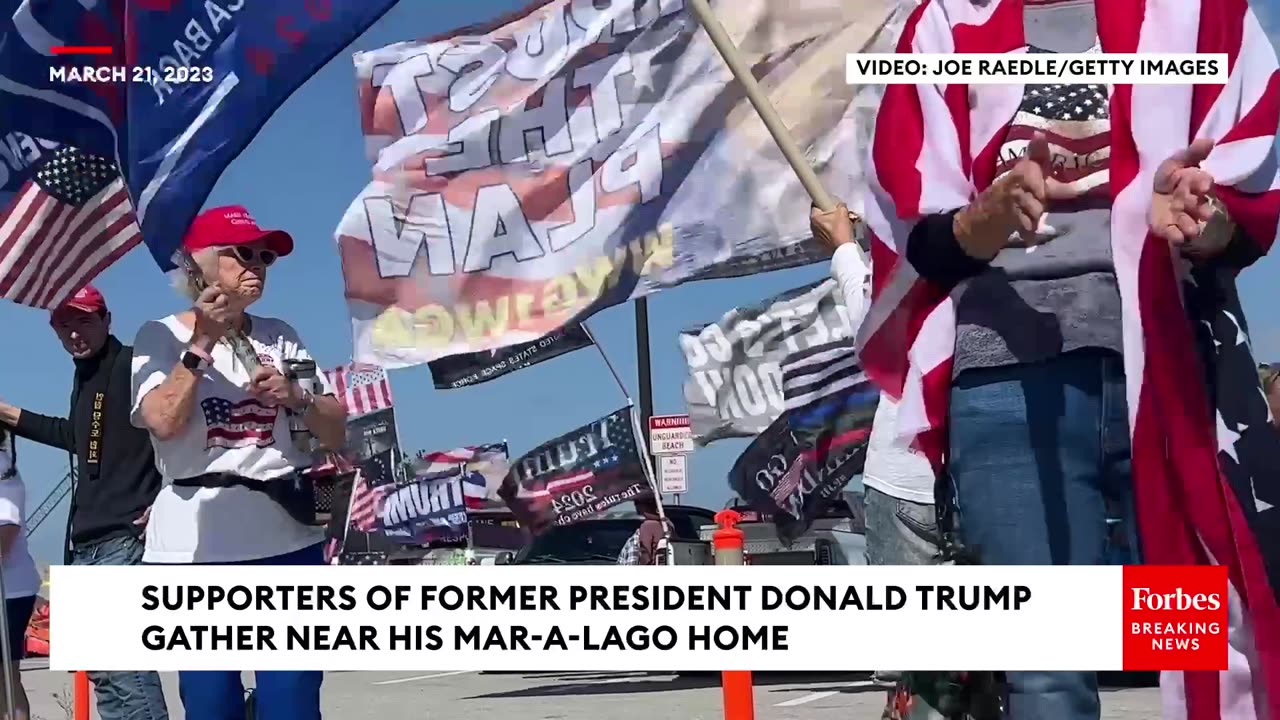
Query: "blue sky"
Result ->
[[5, 0, 1280, 563]]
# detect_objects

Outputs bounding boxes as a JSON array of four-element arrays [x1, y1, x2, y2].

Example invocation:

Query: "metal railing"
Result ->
[[26, 467, 73, 536]]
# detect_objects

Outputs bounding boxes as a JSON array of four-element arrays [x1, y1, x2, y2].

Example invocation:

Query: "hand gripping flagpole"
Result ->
[[685, 0, 870, 261], [175, 248, 262, 374]]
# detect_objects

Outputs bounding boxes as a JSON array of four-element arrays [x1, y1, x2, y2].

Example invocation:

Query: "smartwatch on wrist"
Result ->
[[182, 344, 213, 371]]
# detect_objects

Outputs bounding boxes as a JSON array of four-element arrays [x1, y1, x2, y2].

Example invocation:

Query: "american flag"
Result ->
[[200, 397, 278, 450], [347, 469, 392, 533], [770, 458, 805, 505], [415, 443, 509, 509], [856, 0, 1280, 715], [996, 52, 1111, 201], [326, 363, 393, 418], [0, 144, 140, 309]]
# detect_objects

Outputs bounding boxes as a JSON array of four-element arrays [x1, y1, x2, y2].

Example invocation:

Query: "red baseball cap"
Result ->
[[181, 205, 294, 257], [51, 284, 107, 319]]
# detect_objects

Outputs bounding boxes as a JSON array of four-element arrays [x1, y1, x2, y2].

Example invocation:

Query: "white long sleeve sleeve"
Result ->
[[828, 243, 871, 335], [828, 243, 937, 506]]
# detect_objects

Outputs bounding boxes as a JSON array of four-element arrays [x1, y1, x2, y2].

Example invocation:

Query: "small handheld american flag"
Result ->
[[0, 144, 141, 309], [347, 469, 391, 533], [326, 363, 394, 418]]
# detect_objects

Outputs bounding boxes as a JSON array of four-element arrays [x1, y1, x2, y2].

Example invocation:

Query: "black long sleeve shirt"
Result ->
[[6, 336, 162, 549]]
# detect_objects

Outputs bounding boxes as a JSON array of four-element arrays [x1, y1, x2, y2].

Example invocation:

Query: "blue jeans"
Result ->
[[155, 544, 325, 720], [864, 488, 939, 567], [71, 535, 170, 720], [948, 350, 1139, 720]]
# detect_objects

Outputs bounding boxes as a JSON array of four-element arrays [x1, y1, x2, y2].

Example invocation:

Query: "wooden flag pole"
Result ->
[[685, 0, 838, 212]]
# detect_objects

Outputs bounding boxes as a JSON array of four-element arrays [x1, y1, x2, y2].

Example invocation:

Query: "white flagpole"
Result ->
[[685, 0, 870, 261], [583, 322, 631, 404], [626, 406, 673, 565]]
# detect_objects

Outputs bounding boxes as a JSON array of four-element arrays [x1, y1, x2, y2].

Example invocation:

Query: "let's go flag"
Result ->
[[336, 0, 908, 368], [0, 0, 398, 271]]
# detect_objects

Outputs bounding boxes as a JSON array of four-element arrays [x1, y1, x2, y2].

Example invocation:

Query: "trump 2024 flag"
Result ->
[[336, 0, 909, 368]]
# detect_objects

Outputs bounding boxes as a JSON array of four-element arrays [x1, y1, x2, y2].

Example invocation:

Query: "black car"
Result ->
[[515, 505, 717, 565]]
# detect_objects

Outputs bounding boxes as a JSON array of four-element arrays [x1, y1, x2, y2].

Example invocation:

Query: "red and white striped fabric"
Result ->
[[347, 469, 389, 533], [325, 363, 394, 418], [855, 1, 1280, 717], [0, 145, 140, 309]]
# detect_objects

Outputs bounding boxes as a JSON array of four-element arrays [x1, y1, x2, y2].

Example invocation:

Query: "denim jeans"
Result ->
[[948, 349, 1139, 720], [71, 535, 170, 720], [157, 543, 325, 720], [864, 488, 940, 567], [864, 488, 945, 716]]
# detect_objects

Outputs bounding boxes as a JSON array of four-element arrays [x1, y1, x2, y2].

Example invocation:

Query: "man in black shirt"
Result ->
[[0, 285, 168, 720]]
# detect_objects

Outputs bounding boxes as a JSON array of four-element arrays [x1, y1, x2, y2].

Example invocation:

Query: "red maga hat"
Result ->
[[181, 205, 294, 257], [51, 285, 107, 320]]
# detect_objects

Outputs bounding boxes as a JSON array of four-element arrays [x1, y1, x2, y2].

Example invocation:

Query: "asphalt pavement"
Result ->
[[19, 660, 1162, 719]]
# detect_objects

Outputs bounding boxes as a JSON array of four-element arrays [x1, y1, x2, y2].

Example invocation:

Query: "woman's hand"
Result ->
[[248, 367, 302, 409], [954, 133, 1067, 258], [1150, 138, 1229, 260], [192, 286, 233, 348], [810, 202, 858, 253]]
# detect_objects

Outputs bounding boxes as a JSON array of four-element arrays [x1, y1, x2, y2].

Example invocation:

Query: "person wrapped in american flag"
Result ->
[[129, 206, 348, 720], [813, 1, 1280, 719]]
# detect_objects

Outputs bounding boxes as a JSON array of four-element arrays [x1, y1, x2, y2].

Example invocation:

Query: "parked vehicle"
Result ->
[[515, 505, 717, 565], [693, 492, 868, 565]]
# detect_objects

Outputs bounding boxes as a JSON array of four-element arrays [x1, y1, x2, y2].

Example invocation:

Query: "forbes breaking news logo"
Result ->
[[1122, 566, 1228, 671]]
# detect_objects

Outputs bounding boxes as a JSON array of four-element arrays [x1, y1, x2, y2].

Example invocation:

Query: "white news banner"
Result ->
[[50, 565, 1124, 672]]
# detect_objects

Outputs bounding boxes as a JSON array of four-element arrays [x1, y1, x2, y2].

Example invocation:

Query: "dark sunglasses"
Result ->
[[222, 246, 277, 267]]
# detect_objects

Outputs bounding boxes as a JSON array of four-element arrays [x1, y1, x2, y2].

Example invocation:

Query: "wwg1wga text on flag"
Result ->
[[326, 364, 394, 419], [855, 0, 1280, 714], [0, 139, 140, 309], [336, 0, 911, 368], [0, 0, 399, 272]]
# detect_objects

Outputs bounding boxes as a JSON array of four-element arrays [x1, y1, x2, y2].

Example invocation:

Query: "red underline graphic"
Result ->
[[50, 46, 113, 55]]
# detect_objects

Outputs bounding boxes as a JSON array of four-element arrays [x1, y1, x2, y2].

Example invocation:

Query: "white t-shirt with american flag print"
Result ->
[[129, 314, 335, 564]]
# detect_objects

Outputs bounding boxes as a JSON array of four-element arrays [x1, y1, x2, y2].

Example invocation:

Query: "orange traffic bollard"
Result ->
[[712, 510, 754, 720], [73, 671, 90, 720]]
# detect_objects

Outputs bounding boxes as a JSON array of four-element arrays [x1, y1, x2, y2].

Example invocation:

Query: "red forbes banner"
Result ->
[[1123, 565, 1228, 671]]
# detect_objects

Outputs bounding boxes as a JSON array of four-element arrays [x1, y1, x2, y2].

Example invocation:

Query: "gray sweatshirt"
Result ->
[[911, 0, 1124, 377]]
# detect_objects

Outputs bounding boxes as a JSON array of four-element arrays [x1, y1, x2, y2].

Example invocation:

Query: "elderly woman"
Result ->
[[130, 205, 347, 720]]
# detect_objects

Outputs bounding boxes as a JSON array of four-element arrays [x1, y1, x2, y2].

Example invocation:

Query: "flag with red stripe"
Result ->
[[325, 363, 394, 418], [856, 0, 1280, 716], [414, 443, 509, 510], [347, 468, 392, 534], [0, 141, 140, 309]]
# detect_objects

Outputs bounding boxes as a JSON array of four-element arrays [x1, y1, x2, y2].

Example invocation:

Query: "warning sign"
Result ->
[[648, 415, 693, 455], [659, 455, 688, 494]]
